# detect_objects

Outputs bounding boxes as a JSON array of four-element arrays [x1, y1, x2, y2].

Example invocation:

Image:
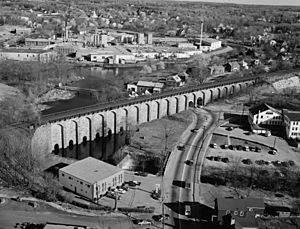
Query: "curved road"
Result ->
[[163, 108, 214, 229]]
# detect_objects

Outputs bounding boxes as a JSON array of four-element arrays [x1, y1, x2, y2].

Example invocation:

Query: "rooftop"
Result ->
[[0, 48, 53, 54], [60, 157, 123, 184], [249, 103, 280, 116], [217, 198, 264, 211], [283, 110, 300, 121], [43, 222, 87, 229]]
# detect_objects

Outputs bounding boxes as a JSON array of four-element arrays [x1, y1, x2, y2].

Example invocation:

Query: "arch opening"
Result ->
[[82, 136, 87, 146], [95, 133, 100, 141], [120, 126, 124, 135], [197, 97, 203, 107], [69, 140, 74, 150], [188, 101, 194, 108], [54, 144, 59, 154], [107, 129, 112, 138]]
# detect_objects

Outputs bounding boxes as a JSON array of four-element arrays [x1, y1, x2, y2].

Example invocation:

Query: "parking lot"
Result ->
[[204, 125, 300, 168]]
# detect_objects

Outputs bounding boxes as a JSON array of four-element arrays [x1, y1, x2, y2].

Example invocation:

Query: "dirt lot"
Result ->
[[130, 110, 194, 156]]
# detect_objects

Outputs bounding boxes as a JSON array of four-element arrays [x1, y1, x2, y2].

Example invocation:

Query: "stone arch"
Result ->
[[223, 86, 228, 97], [107, 129, 112, 138], [155, 101, 160, 119], [86, 117, 92, 142], [209, 89, 213, 102], [99, 114, 105, 137], [217, 88, 221, 99], [146, 103, 150, 122], [175, 97, 179, 113], [192, 93, 197, 105], [55, 124, 64, 152], [197, 97, 203, 107], [111, 111, 117, 134], [134, 106, 139, 125], [230, 85, 235, 95], [183, 95, 188, 110], [165, 99, 170, 116], [188, 101, 194, 108]]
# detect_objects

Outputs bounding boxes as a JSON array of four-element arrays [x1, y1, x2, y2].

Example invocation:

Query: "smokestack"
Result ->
[[200, 21, 204, 51]]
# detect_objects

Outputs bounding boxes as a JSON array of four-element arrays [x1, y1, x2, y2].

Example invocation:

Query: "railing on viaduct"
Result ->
[[41, 75, 261, 124]]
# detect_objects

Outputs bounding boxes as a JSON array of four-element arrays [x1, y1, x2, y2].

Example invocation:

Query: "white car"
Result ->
[[138, 220, 152, 226], [116, 188, 126, 194]]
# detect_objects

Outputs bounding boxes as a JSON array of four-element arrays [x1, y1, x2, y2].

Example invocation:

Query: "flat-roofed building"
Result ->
[[15, 27, 32, 35], [25, 38, 51, 47], [283, 109, 300, 139], [43, 222, 87, 229], [59, 157, 124, 202], [0, 49, 56, 62]]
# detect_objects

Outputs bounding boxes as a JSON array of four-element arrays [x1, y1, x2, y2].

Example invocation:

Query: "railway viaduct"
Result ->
[[32, 76, 260, 154]]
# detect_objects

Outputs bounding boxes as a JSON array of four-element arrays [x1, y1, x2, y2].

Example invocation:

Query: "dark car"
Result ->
[[255, 160, 265, 165], [229, 145, 235, 150], [177, 145, 185, 150], [128, 181, 141, 187], [242, 159, 252, 165], [135, 171, 148, 177], [287, 160, 295, 166], [226, 126, 234, 131], [153, 214, 170, 222], [151, 191, 160, 200], [221, 157, 229, 163], [249, 146, 256, 152], [255, 147, 261, 153], [236, 145, 243, 151]]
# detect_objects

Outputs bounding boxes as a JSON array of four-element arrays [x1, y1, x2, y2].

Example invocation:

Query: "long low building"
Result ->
[[59, 157, 124, 202], [0, 49, 57, 62]]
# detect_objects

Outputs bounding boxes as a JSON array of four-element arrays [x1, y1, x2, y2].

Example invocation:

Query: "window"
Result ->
[[62, 173, 65, 177], [80, 181, 83, 185], [261, 115, 263, 119], [234, 211, 238, 216], [87, 184, 90, 188], [240, 211, 244, 216], [68, 176, 72, 180]]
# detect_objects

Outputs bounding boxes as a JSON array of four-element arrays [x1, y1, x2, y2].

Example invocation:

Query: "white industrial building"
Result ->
[[283, 110, 300, 139], [59, 157, 124, 202], [0, 49, 56, 62]]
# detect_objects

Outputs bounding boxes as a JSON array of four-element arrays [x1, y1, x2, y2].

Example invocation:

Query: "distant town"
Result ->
[[0, 0, 300, 229]]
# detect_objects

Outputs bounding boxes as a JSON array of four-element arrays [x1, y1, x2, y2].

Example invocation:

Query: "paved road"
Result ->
[[0, 206, 134, 229], [162, 108, 214, 229]]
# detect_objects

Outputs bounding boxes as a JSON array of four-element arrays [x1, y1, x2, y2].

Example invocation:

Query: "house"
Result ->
[[43, 222, 88, 229], [209, 65, 225, 75], [15, 27, 32, 35], [248, 103, 283, 126], [265, 205, 291, 217], [25, 38, 51, 47], [59, 157, 124, 202], [224, 61, 240, 72], [166, 74, 184, 87], [136, 80, 164, 93], [215, 198, 264, 227], [282, 109, 300, 139], [0, 49, 56, 62]]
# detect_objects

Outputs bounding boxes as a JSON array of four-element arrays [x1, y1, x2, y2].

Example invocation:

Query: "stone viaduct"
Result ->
[[32, 76, 260, 155]]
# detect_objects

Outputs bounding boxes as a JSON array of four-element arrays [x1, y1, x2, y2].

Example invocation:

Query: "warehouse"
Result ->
[[59, 157, 124, 201]]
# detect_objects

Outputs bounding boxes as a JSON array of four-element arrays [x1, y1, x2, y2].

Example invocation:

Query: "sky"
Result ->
[[183, 0, 300, 6]]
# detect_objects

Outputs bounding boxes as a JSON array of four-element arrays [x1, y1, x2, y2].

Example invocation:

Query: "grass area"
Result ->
[[130, 110, 194, 156]]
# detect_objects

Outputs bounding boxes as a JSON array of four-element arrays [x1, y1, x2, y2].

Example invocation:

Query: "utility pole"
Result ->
[[273, 137, 277, 149]]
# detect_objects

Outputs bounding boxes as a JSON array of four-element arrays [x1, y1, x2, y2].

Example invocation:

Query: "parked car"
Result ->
[[128, 181, 141, 187], [255, 160, 265, 165], [135, 171, 148, 177], [226, 126, 234, 131], [236, 145, 243, 151], [255, 147, 261, 153], [138, 220, 152, 226], [243, 146, 250, 151], [242, 159, 252, 165], [210, 143, 218, 148], [153, 214, 170, 222], [229, 145, 235, 150], [191, 128, 199, 133], [185, 159, 194, 165], [214, 156, 221, 161], [185, 205, 191, 216], [151, 191, 160, 200], [177, 145, 185, 150], [268, 149, 277, 155], [221, 144, 229, 149], [115, 188, 126, 194], [221, 157, 229, 163], [272, 161, 281, 166], [249, 146, 256, 152], [287, 160, 295, 166]]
